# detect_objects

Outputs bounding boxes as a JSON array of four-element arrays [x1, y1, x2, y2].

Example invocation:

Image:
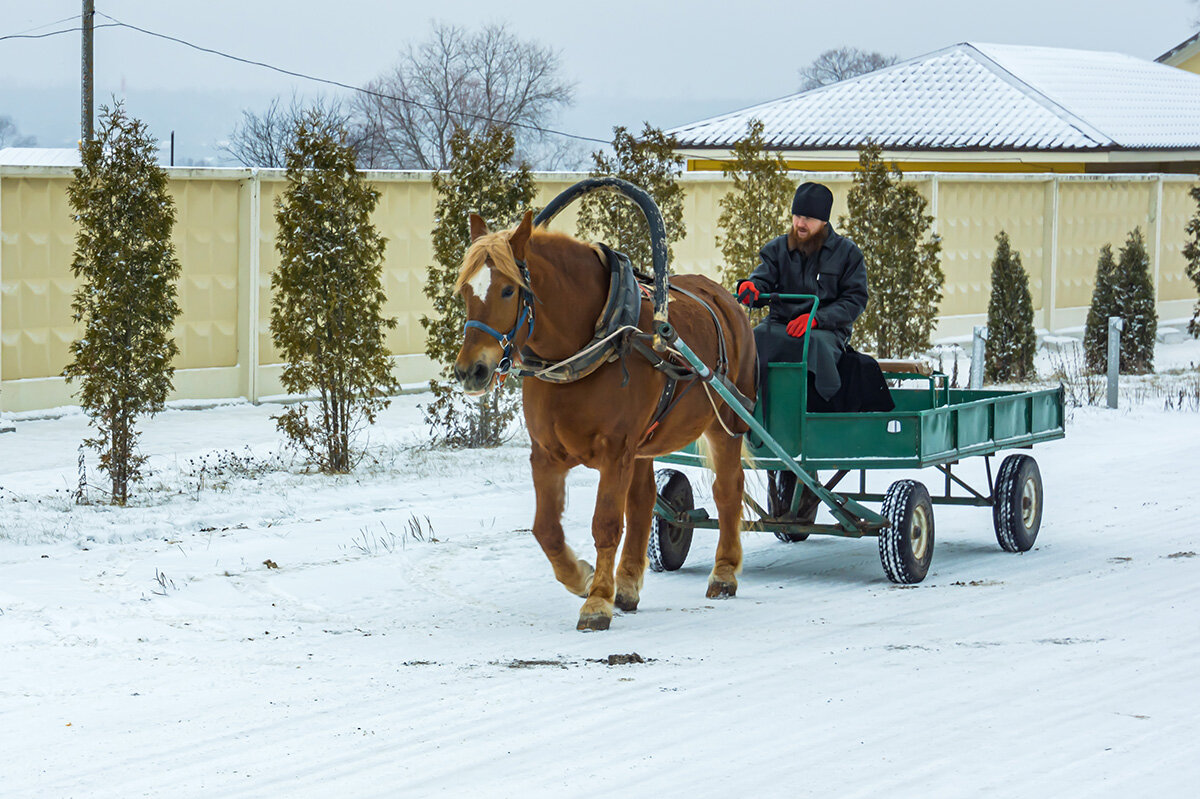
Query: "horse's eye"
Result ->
[[501, 285, 516, 298]]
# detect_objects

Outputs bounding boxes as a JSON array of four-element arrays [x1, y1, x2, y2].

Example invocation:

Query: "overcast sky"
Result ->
[[1, 0, 1197, 160]]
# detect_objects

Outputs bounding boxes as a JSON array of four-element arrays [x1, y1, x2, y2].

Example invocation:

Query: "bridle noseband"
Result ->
[[462, 257, 535, 377]]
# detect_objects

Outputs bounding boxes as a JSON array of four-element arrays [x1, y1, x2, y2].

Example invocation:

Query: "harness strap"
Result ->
[[515, 243, 641, 383]]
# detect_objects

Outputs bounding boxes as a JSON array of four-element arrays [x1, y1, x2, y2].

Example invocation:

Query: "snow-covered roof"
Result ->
[[671, 42, 1200, 152], [0, 147, 81, 167]]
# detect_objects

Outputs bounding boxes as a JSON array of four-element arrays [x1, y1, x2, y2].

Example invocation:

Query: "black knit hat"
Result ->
[[791, 182, 833, 222]]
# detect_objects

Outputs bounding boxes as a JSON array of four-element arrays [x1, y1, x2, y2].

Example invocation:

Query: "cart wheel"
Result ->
[[993, 454, 1042, 552], [649, 469, 694, 572], [775, 531, 811, 543], [880, 480, 934, 584], [768, 470, 809, 542]]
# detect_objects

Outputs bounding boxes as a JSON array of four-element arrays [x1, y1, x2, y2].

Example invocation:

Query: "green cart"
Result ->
[[648, 295, 1066, 584]]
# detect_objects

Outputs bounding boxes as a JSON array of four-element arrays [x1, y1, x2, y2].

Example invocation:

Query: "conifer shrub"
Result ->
[[984, 231, 1037, 383], [715, 119, 793, 321], [1114, 228, 1157, 373], [839, 142, 943, 358], [1181, 184, 1200, 337], [271, 109, 397, 473], [65, 103, 181, 505], [421, 125, 534, 448], [1083, 244, 1118, 373], [576, 124, 685, 270], [1084, 229, 1157, 374]]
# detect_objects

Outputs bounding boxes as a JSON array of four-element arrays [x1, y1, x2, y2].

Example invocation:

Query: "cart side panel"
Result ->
[[764, 363, 807, 456], [955, 402, 991, 451], [1032, 390, 1064, 433], [993, 394, 1032, 441], [804, 412, 922, 462], [919, 408, 954, 460]]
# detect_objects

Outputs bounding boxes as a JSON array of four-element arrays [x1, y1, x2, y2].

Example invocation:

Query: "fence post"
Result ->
[[1107, 316, 1124, 409], [970, 325, 988, 389]]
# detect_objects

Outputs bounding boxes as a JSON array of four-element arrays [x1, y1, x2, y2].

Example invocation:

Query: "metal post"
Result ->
[[970, 326, 988, 390], [81, 0, 94, 143], [1107, 316, 1124, 409]]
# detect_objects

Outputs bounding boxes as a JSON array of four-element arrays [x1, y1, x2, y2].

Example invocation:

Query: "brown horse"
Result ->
[[453, 211, 756, 631]]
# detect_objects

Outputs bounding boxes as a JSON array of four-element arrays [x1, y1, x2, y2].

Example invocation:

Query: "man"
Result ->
[[736, 182, 870, 522], [736, 181, 868, 410]]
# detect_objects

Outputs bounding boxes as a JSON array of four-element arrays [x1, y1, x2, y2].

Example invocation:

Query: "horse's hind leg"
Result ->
[[615, 458, 655, 612], [578, 454, 635, 631], [704, 430, 745, 599], [531, 443, 594, 598]]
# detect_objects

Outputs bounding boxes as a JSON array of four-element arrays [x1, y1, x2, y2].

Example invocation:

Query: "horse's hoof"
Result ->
[[614, 592, 639, 612], [577, 613, 612, 632], [706, 580, 737, 599], [573, 559, 596, 598]]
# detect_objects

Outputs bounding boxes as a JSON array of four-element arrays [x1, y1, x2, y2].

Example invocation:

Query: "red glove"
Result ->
[[736, 280, 759, 306], [786, 313, 816, 337]]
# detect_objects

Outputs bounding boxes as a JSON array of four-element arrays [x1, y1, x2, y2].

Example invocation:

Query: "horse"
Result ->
[[453, 210, 756, 631]]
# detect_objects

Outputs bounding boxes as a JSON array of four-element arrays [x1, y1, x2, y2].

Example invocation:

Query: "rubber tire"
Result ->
[[648, 469, 694, 572], [993, 454, 1043, 552], [879, 480, 934, 584], [768, 470, 809, 542]]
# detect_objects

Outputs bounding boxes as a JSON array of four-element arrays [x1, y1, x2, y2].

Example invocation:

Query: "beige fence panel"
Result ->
[[2, 167, 1197, 413], [1, 174, 81, 412], [1055, 177, 1156, 327], [1160, 180, 1197, 304], [936, 178, 1049, 323]]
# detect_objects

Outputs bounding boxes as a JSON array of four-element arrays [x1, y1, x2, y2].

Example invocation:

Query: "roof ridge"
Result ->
[[961, 43, 1112, 147]]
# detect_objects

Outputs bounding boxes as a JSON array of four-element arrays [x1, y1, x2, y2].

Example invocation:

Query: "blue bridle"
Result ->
[[462, 258, 535, 376]]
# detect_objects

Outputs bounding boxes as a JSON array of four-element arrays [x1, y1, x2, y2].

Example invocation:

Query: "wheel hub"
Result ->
[[1021, 476, 1039, 530], [909, 504, 930, 560]]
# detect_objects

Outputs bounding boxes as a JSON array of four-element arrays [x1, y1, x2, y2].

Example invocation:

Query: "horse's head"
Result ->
[[453, 210, 534, 395]]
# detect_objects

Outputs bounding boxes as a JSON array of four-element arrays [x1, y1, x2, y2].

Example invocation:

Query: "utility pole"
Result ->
[[81, 0, 94, 143]]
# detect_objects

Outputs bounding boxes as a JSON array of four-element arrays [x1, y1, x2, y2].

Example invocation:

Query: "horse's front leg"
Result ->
[[578, 454, 636, 631], [615, 458, 655, 612], [531, 443, 594, 599]]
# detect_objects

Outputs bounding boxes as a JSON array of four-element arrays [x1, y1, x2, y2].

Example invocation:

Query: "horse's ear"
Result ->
[[509, 210, 533, 260], [469, 213, 489, 242]]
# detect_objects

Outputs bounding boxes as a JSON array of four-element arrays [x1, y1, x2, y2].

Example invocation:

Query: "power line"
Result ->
[[5, 13, 81, 37], [0, 24, 116, 44], [94, 11, 611, 146]]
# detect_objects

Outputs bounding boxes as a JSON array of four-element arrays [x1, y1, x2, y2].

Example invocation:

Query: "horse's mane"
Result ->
[[455, 227, 602, 293]]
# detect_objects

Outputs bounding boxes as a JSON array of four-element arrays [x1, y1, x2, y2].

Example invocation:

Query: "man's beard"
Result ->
[[793, 224, 822, 242]]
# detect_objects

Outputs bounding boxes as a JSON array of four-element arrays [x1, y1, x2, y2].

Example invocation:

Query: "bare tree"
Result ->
[[799, 47, 899, 91], [222, 94, 368, 168], [0, 115, 36, 148], [354, 21, 574, 170]]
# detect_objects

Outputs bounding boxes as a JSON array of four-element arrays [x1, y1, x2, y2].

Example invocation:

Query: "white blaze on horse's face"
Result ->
[[456, 261, 518, 396], [466, 264, 493, 302]]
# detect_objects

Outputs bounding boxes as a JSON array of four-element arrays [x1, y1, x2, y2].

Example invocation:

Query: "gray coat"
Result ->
[[743, 225, 868, 401]]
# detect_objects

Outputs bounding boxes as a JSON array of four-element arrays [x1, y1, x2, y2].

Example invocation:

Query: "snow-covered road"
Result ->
[[2, 387, 1198, 797]]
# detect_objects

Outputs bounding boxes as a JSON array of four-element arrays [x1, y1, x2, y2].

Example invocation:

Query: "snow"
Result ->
[[3, 342, 1200, 797]]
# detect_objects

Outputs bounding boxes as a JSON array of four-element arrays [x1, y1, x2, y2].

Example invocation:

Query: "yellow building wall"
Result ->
[[1169, 50, 1200, 76], [2, 168, 1197, 412]]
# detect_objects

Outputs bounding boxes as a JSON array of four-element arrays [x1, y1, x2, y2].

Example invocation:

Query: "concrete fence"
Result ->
[[1, 166, 1196, 413]]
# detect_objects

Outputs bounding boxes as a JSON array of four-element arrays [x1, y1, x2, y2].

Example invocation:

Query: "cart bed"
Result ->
[[658, 362, 1065, 471]]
